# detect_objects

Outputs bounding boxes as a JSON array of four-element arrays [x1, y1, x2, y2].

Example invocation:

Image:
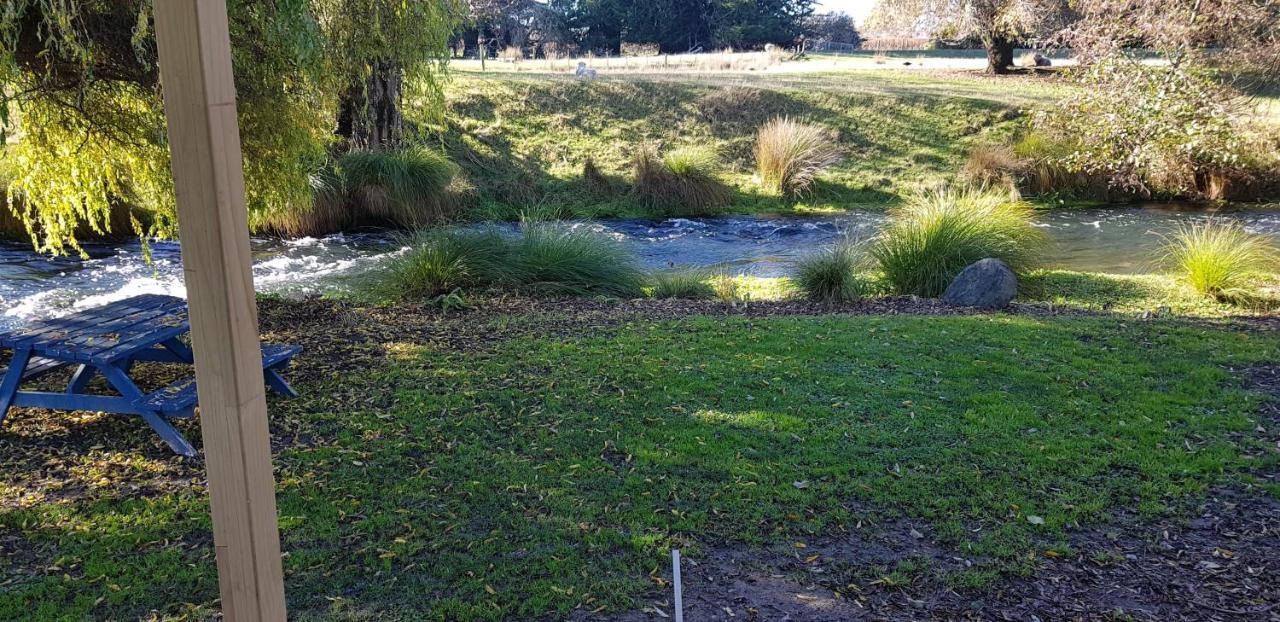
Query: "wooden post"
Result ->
[[153, 1, 287, 620]]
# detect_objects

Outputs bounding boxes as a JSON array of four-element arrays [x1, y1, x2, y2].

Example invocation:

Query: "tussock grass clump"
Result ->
[[871, 188, 1046, 297], [369, 222, 645, 301], [710, 273, 745, 305], [1004, 133, 1117, 199], [342, 147, 465, 226], [631, 146, 732, 213], [368, 229, 509, 300], [794, 243, 866, 303], [960, 143, 1027, 191], [649, 268, 715, 299], [582, 157, 618, 196], [1163, 221, 1276, 302], [755, 117, 842, 197], [508, 223, 645, 296], [260, 147, 471, 237]]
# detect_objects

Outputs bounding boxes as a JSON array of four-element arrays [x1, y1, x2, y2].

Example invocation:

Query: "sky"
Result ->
[[815, 0, 878, 24]]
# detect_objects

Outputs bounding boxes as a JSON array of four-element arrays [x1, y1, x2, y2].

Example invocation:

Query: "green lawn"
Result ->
[[1, 308, 1276, 620]]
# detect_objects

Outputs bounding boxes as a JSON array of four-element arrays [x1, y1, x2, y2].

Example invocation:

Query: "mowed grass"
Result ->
[[1, 312, 1277, 620]]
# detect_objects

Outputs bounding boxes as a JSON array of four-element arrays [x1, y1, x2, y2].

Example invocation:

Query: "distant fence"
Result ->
[[809, 41, 861, 54], [860, 37, 932, 51]]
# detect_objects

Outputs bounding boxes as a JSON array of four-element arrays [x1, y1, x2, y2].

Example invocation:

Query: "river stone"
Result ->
[[942, 258, 1017, 309]]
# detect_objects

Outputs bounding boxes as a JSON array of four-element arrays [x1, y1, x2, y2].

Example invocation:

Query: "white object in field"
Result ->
[[672, 549, 684, 622], [576, 61, 598, 80]]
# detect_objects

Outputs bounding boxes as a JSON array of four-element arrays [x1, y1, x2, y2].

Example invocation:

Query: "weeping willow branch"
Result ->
[[1, 0, 463, 254]]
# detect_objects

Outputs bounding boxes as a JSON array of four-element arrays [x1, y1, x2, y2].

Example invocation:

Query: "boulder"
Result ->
[[942, 258, 1017, 309]]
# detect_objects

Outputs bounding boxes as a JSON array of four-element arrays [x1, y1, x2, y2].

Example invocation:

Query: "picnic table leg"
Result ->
[[0, 349, 31, 427], [67, 365, 97, 394], [99, 364, 196, 457], [263, 368, 299, 398], [161, 338, 195, 363]]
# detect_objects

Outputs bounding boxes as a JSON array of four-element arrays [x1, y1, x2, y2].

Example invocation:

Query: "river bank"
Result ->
[[4, 205, 1280, 330]]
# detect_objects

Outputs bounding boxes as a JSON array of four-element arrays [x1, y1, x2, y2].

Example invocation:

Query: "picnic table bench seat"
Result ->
[[0, 356, 70, 383], [0, 295, 302, 456], [143, 344, 302, 414]]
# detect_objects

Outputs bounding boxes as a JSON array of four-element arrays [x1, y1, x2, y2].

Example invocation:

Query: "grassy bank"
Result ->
[[644, 270, 1278, 318], [429, 72, 1023, 220], [1, 300, 1277, 620]]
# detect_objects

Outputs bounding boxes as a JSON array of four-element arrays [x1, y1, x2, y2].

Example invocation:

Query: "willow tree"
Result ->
[[1, 0, 462, 254], [317, 0, 463, 149]]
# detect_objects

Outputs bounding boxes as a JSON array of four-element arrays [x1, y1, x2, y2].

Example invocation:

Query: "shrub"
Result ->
[[960, 143, 1026, 191], [631, 146, 731, 213], [794, 242, 866, 303], [755, 118, 842, 197], [1163, 221, 1276, 301], [649, 268, 715, 299], [1030, 56, 1278, 201], [258, 147, 470, 237], [341, 147, 464, 227], [507, 222, 646, 297], [871, 188, 1046, 297], [710, 273, 745, 306], [368, 222, 645, 301], [366, 229, 508, 300]]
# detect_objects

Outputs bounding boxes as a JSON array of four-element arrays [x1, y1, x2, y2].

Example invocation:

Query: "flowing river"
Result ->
[[3, 205, 1279, 330]]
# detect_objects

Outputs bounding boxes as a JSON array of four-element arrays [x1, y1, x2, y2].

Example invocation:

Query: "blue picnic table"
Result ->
[[0, 294, 301, 456]]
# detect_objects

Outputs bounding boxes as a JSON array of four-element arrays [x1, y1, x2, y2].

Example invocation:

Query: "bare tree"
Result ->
[[1062, 0, 1280, 89], [867, 0, 1073, 73]]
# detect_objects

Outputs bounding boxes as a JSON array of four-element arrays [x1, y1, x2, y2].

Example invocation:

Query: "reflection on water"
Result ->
[[3, 205, 1279, 330]]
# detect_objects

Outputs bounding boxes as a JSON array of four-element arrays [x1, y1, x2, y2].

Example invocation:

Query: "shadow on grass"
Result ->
[[1020, 270, 1156, 308], [3, 305, 1278, 620], [437, 75, 1015, 221]]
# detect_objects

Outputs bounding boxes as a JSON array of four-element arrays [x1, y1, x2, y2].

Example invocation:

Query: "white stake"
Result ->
[[672, 549, 684, 622]]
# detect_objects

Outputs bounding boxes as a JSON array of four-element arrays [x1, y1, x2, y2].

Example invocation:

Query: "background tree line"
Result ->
[[459, 0, 850, 56]]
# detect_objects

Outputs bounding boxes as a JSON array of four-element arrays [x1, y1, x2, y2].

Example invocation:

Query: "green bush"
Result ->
[[507, 223, 645, 296], [369, 222, 645, 301], [1030, 56, 1278, 201], [1163, 221, 1276, 301], [649, 268, 715, 299], [871, 188, 1046, 297], [631, 146, 731, 213], [366, 229, 508, 300], [260, 147, 470, 237], [755, 117, 842, 197], [794, 243, 866, 302], [341, 147, 466, 225]]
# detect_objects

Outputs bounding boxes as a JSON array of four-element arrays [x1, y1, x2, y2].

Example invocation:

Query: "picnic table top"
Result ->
[[0, 294, 189, 364]]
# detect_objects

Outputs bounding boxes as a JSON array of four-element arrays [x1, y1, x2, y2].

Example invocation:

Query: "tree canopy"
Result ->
[[465, 0, 817, 55], [1, 0, 463, 254], [866, 0, 1073, 72]]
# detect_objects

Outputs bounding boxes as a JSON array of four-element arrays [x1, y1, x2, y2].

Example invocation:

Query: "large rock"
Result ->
[[942, 258, 1017, 309]]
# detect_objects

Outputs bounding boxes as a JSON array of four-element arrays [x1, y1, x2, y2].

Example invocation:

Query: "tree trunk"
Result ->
[[985, 35, 1015, 74], [336, 60, 404, 150]]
